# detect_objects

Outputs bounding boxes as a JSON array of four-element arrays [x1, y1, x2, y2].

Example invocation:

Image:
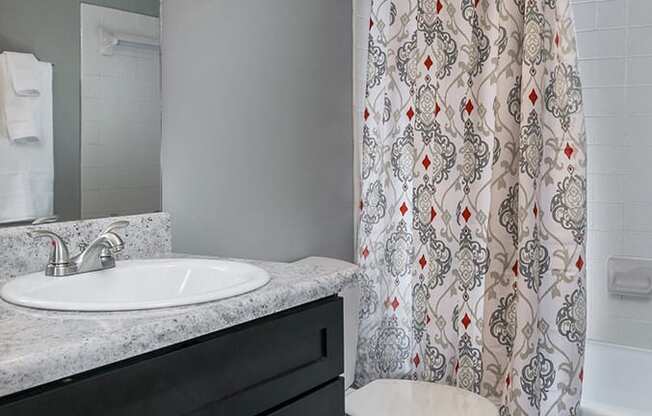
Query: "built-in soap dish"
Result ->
[[608, 256, 652, 298]]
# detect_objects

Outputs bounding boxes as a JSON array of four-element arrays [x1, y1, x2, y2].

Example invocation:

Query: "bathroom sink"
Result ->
[[0, 259, 270, 311]]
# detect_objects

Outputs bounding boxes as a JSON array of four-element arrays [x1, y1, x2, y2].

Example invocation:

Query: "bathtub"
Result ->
[[581, 339, 652, 416]]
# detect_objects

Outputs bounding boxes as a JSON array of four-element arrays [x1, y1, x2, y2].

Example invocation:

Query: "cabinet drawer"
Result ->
[[266, 378, 344, 416], [1, 297, 343, 416]]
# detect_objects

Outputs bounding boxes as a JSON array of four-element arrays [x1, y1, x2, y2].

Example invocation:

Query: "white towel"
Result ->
[[4, 52, 41, 97], [0, 61, 53, 223], [0, 53, 41, 142]]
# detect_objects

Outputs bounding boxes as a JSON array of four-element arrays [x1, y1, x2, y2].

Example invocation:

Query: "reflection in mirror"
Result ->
[[81, 4, 161, 219], [0, 1, 162, 227], [0, 53, 53, 225]]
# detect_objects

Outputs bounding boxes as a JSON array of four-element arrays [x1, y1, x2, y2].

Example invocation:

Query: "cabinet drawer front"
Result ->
[[267, 378, 344, 416], [1, 297, 344, 416]]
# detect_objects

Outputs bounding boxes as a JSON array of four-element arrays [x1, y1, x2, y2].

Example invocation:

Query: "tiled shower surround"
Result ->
[[0, 213, 171, 284], [572, 0, 652, 349]]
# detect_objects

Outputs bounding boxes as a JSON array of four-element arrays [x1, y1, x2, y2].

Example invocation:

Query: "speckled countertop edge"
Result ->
[[0, 257, 359, 398]]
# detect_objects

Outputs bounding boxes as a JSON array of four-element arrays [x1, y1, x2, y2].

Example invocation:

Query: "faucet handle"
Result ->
[[28, 229, 71, 265], [99, 220, 129, 254], [101, 220, 129, 235]]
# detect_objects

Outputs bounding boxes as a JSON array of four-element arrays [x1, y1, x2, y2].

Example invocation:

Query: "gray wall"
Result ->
[[161, 0, 353, 262], [0, 0, 159, 221]]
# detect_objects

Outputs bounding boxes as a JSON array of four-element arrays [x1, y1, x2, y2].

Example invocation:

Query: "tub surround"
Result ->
[[581, 340, 652, 416], [0, 255, 359, 398]]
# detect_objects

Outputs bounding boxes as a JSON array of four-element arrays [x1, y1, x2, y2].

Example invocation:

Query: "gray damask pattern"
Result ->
[[460, 119, 490, 186], [361, 180, 387, 234], [370, 316, 411, 375], [356, 0, 587, 414], [521, 346, 557, 410], [366, 34, 387, 91], [520, 110, 545, 179], [489, 293, 517, 354], [391, 125, 416, 190], [557, 285, 587, 354], [545, 64, 583, 132], [519, 226, 551, 292], [551, 173, 587, 245]]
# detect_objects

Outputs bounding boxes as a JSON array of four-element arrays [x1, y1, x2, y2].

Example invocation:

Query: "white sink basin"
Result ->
[[0, 259, 270, 311]]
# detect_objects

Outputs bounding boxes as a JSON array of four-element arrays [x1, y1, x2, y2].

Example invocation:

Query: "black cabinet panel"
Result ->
[[265, 378, 344, 416], [0, 297, 344, 416]]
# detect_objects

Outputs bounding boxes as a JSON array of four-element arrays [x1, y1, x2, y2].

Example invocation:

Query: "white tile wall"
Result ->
[[596, 0, 626, 28], [579, 58, 626, 87], [629, 0, 652, 26], [80, 4, 161, 219], [572, 0, 652, 350], [577, 28, 627, 58]]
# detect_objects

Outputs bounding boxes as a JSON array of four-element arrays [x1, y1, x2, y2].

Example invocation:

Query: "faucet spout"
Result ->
[[71, 235, 119, 273]]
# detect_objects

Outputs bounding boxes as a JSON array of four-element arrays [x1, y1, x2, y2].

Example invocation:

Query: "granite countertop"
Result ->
[[0, 256, 359, 398]]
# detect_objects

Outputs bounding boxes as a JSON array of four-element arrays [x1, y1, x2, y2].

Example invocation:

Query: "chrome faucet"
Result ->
[[29, 221, 129, 277]]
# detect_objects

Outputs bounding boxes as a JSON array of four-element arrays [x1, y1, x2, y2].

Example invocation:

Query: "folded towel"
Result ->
[[0, 60, 53, 223], [0, 53, 41, 142], [4, 52, 41, 97]]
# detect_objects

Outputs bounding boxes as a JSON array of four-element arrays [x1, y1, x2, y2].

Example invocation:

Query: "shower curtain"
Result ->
[[355, 0, 586, 415]]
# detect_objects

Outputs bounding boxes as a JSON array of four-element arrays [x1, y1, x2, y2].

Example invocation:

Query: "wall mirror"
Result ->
[[0, 0, 161, 226]]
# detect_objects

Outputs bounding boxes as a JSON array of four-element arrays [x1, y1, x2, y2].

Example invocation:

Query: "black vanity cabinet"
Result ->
[[0, 297, 345, 416]]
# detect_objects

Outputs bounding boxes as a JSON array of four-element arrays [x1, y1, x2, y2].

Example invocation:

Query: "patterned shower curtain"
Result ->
[[355, 0, 586, 415]]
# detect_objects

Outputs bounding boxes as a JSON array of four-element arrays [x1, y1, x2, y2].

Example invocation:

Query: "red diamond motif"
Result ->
[[430, 207, 437, 222], [529, 89, 538, 105], [391, 297, 400, 311], [400, 202, 408, 216], [422, 155, 431, 170], [506, 375, 511, 387], [533, 204, 538, 218], [512, 261, 518, 276], [362, 246, 369, 259], [576, 256, 584, 271], [435, 102, 441, 116], [564, 143, 574, 159], [413, 353, 421, 367], [407, 107, 415, 120], [424, 55, 433, 70], [419, 255, 427, 269], [462, 207, 472, 222], [465, 99, 474, 115], [436, 0, 443, 13], [555, 33, 560, 47], [579, 368, 584, 383], [364, 107, 370, 121], [462, 313, 471, 329]]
